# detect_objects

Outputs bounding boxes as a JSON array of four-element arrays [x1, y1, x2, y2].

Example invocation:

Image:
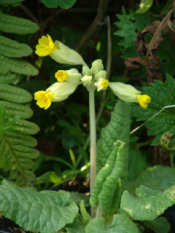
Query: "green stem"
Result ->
[[89, 89, 96, 194]]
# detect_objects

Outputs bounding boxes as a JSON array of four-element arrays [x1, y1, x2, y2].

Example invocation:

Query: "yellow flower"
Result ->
[[136, 94, 151, 108], [109, 82, 151, 108], [55, 70, 68, 82], [55, 69, 82, 84], [35, 35, 58, 57], [34, 82, 78, 110], [95, 78, 109, 91], [34, 91, 53, 110]]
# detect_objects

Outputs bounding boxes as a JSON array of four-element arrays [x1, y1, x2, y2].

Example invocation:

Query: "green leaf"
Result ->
[[136, 0, 153, 13], [0, 13, 39, 34], [121, 165, 175, 220], [127, 142, 148, 182], [0, 180, 79, 233], [0, 35, 32, 58], [145, 217, 170, 233], [0, 73, 18, 84], [91, 141, 127, 212], [97, 101, 130, 171], [132, 74, 175, 145], [0, 84, 32, 103], [114, 8, 156, 58], [0, 55, 38, 76], [66, 216, 86, 233], [39, 0, 76, 9], [157, 37, 175, 75], [0, 101, 33, 119], [0, 0, 25, 6], [85, 214, 139, 233]]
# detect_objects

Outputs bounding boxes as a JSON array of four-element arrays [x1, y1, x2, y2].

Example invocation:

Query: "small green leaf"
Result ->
[[39, 0, 76, 9], [136, 0, 153, 13], [0, 180, 79, 233], [85, 214, 139, 233]]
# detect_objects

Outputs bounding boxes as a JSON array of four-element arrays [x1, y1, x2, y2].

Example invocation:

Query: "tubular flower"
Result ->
[[34, 91, 53, 110], [35, 35, 58, 57], [55, 68, 82, 84], [34, 82, 78, 109], [95, 78, 109, 91], [136, 94, 151, 108], [109, 82, 151, 108], [81, 75, 92, 87], [55, 70, 68, 82]]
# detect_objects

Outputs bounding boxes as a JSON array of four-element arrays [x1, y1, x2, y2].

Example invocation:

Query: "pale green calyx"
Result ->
[[46, 82, 78, 102], [50, 40, 86, 66], [95, 78, 109, 91], [82, 65, 92, 76], [94, 70, 107, 81], [65, 68, 82, 84], [91, 59, 104, 75], [81, 75, 92, 87], [109, 82, 141, 102]]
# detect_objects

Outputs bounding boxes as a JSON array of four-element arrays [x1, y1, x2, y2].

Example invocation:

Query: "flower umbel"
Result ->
[[35, 35, 58, 57], [55, 70, 68, 82], [34, 91, 53, 110], [136, 94, 151, 108]]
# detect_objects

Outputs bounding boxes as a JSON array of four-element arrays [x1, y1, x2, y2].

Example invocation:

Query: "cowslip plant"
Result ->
[[0, 31, 174, 233]]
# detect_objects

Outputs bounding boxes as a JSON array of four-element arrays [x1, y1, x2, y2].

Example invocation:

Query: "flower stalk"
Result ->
[[89, 88, 96, 217]]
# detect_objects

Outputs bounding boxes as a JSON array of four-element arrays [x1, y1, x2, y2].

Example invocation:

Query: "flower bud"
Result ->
[[94, 70, 107, 81], [82, 65, 92, 76], [81, 75, 92, 87], [91, 59, 104, 75]]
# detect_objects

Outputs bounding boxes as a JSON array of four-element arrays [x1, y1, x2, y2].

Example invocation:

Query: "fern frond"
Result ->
[[0, 13, 39, 34], [0, 55, 38, 76], [0, 35, 32, 57], [0, 101, 33, 119]]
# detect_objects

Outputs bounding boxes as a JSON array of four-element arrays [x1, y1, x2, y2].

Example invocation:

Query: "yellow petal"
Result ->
[[55, 70, 68, 82], [34, 91, 53, 110], [137, 94, 151, 108]]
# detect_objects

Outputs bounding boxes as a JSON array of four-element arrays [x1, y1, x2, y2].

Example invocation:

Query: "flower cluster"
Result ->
[[34, 34, 151, 109]]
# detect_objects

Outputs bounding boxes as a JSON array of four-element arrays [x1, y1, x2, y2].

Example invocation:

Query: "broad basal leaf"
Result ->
[[85, 214, 139, 233], [121, 165, 175, 220], [145, 217, 170, 233], [132, 74, 175, 145], [97, 101, 130, 171], [0, 180, 78, 233]]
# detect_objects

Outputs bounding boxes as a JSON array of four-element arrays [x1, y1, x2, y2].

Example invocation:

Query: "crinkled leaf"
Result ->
[[97, 101, 130, 171], [136, 0, 153, 13], [0, 180, 78, 233], [145, 217, 170, 233], [39, 0, 76, 9], [127, 142, 148, 182], [132, 74, 175, 145], [85, 214, 139, 233], [121, 165, 175, 220]]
